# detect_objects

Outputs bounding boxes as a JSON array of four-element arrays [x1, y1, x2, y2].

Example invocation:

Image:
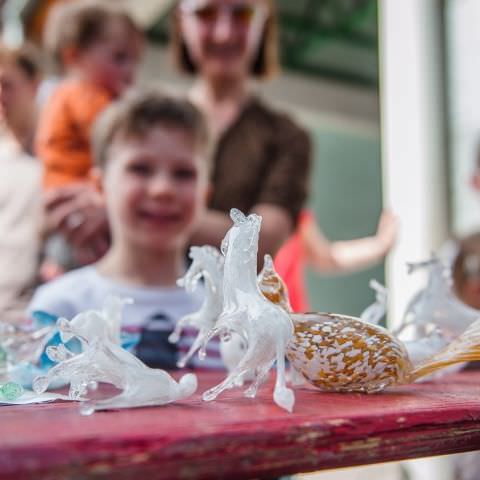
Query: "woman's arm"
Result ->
[[302, 210, 398, 273]]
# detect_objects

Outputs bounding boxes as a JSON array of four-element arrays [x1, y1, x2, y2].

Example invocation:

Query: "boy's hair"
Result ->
[[171, 0, 279, 79], [92, 89, 210, 169], [0, 42, 42, 80], [43, 0, 141, 68], [453, 232, 480, 289]]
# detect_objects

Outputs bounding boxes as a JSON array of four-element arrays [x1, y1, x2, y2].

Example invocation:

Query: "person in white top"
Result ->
[[29, 89, 224, 370], [0, 43, 42, 316]]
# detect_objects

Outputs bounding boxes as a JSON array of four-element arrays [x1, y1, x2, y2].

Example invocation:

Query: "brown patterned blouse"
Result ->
[[209, 97, 312, 225]]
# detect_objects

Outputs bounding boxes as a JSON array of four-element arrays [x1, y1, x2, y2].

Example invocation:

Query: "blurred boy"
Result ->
[[35, 0, 143, 272], [37, 0, 142, 187], [29, 90, 220, 370]]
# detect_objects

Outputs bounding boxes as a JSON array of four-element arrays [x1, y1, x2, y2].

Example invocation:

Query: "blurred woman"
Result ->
[[172, 0, 396, 311], [174, 0, 310, 260]]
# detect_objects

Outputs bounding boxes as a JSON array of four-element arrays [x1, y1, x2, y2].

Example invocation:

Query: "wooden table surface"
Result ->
[[1, 370, 480, 480]]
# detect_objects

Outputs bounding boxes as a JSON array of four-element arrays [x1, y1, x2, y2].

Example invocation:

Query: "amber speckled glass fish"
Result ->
[[287, 312, 480, 393]]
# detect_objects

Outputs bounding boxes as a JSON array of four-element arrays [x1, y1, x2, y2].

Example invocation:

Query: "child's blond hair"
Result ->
[[43, 0, 142, 69]]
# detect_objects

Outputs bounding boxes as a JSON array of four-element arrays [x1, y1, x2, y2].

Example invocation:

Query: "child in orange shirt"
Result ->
[[36, 0, 143, 188], [35, 0, 143, 274]]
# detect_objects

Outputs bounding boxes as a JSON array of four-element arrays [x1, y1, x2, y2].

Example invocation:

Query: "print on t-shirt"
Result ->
[[136, 312, 178, 369]]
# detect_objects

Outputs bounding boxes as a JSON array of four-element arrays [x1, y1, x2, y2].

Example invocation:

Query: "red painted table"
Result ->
[[1, 371, 480, 480]]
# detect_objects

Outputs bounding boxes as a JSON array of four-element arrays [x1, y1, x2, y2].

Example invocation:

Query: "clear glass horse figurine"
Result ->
[[360, 279, 388, 326], [360, 277, 449, 365], [170, 247, 292, 379], [200, 209, 295, 412], [32, 297, 197, 414], [57, 295, 132, 349], [395, 255, 479, 342], [219, 253, 293, 385], [168, 246, 224, 368]]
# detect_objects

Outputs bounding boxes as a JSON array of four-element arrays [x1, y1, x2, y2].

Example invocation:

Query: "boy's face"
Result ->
[[78, 19, 140, 97], [102, 125, 208, 253]]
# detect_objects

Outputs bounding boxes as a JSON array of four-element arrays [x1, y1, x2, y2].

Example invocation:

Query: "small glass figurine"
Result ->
[[0, 318, 55, 366], [218, 254, 293, 385], [169, 246, 224, 368], [57, 295, 132, 348], [0, 381, 24, 401], [170, 248, 292, 383], [199, 209, 295, 412], [287, 311, 480, 393], [32, 298, 197, 414], [0, 312, 60, 388], [203, 210, 480, 398], [360, 279, 388, 326], [1, 301, 139, 389], [392, 256, 480, 342], [360, 277, 449, 366]]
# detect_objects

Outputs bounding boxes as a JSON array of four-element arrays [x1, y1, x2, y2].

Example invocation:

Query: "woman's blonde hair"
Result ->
[[170, 0, 280, 79]]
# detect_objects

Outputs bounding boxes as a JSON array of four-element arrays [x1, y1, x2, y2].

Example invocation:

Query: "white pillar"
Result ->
[[379, 2, 452, 479], [379, 0, 449, 326], [447, 0, 480, 235]]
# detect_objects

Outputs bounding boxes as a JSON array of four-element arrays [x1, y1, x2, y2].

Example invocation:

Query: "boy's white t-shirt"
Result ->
[[28, 266, 223, 370]]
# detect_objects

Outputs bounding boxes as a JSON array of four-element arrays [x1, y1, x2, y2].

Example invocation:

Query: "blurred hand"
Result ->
[[43, 182, 110, 264]]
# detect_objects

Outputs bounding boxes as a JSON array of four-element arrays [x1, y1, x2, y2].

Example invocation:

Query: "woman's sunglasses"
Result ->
[[180, 1, 265, 27]]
